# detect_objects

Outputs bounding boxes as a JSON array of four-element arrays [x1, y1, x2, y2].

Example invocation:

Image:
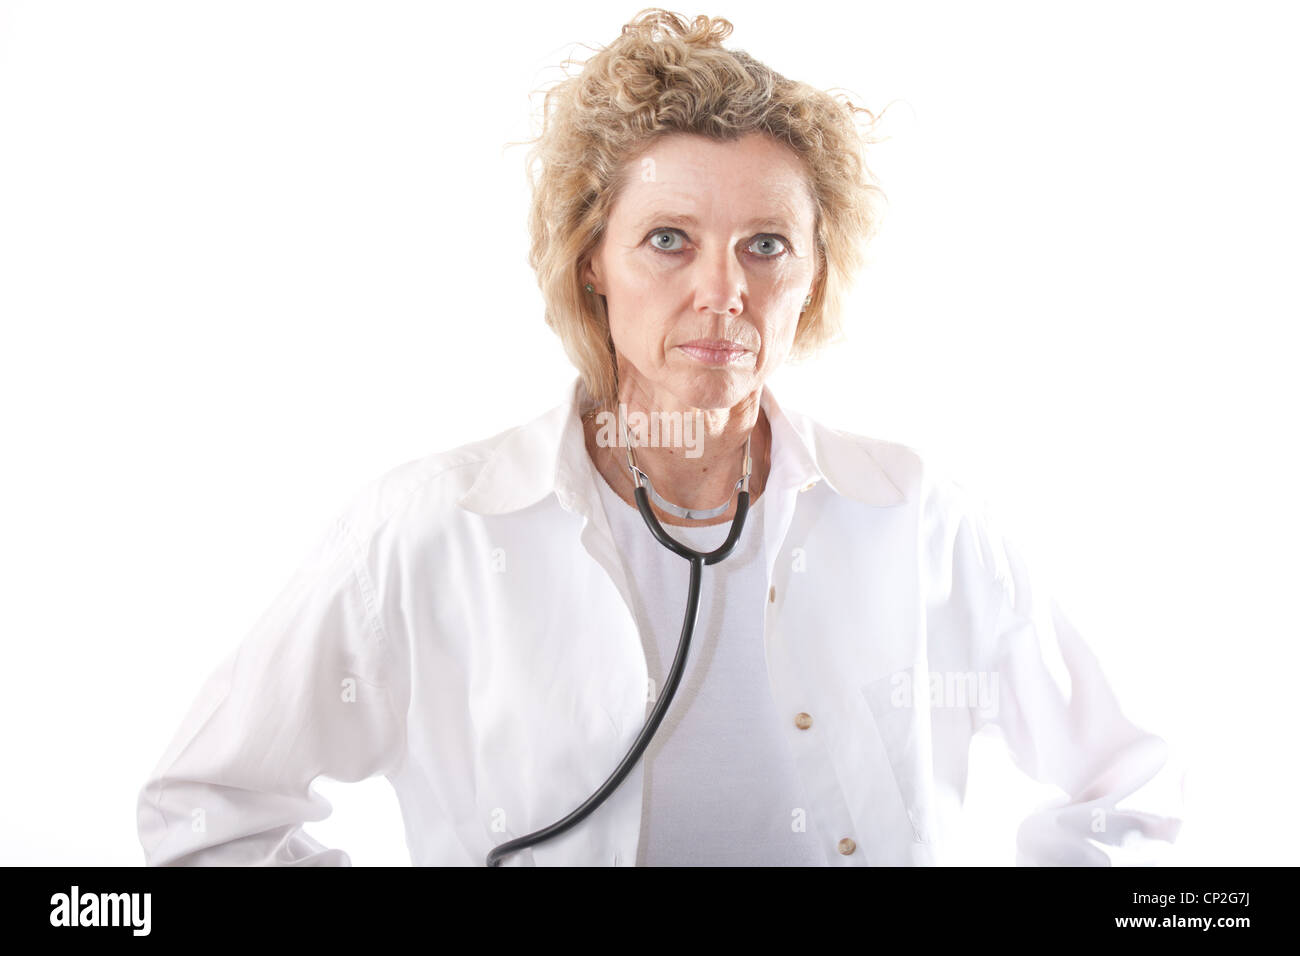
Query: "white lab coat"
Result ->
[[136, 374, 1184, 866]]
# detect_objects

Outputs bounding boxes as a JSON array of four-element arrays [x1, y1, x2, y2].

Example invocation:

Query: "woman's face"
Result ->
[[583, 131, 819, 413]]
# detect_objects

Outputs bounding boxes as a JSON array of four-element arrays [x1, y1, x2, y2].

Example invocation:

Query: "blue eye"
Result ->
[[649, 229, 685, 253], [647, 228, 791, 259], [749, 235, 788, 257]]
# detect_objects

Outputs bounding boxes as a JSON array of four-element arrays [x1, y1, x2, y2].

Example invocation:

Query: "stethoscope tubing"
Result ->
[[485, 486, 750, 866]]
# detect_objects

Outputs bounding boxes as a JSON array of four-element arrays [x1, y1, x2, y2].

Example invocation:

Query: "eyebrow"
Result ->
[[629, 209, 800, 234]]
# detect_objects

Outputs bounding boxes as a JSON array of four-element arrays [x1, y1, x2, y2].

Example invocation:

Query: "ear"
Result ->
[[580, 255, 602, 292]]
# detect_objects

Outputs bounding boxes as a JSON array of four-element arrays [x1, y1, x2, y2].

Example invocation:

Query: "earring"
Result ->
[[585, 283, 595, 293], [801, 294, 812, 312]]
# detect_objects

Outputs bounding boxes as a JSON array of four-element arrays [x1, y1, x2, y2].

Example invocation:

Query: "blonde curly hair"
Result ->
[[518, 8, 887, 414]]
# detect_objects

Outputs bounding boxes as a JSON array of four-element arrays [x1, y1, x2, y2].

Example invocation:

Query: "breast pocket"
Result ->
[[859, 666, 938, 845]]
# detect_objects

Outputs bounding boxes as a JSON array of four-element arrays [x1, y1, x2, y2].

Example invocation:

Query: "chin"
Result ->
[[672, 369, 758, 411]]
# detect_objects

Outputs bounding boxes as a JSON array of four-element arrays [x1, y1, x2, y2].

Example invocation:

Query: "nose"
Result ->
[[692, 242, 745, 316]]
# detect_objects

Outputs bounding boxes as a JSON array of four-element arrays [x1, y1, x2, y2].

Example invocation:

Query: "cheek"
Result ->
[[753, 262, 810, 305], [759, 281, 807, 327], [613, 252, 666, 290], [606, 311, 666, 364], [763, 327, 797, 361], [757, 311, 802, 361]]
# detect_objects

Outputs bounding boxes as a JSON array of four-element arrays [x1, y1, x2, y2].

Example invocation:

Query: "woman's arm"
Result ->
[[923, 472, 1186, 865], [135, 515, 408, 866], [964, 495, 1187, 865]]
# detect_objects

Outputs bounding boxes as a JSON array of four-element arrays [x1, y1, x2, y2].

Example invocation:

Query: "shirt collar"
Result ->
[[456, 375, 908, 516]]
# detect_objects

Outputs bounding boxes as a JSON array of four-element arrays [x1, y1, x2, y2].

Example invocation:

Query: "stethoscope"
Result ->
[[486, 416, 754, 866]]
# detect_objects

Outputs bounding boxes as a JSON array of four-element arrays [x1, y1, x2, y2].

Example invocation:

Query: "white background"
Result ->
[[1, 0, 1295, 866]]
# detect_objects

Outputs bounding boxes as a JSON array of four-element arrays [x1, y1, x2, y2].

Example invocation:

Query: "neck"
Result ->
[[582, 381, 772, 528]]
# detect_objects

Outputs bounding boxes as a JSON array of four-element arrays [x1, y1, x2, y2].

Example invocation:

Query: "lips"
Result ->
[[678, 339, 746, 352], [677, 340, 750, 366]]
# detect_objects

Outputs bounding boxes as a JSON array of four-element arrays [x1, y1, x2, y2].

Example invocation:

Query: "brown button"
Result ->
[[837, 837, 856, 855], [768, 585, 776, 603], [800, 480, 818, 492], [794, 712, 813, 730]]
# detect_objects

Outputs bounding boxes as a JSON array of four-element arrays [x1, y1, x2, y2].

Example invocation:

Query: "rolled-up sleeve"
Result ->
[[136, 515, 408, 866], [935, 479, 1186, 865]]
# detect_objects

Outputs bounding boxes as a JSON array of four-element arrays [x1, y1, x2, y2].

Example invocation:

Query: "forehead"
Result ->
[[613, 133, 815, 227]]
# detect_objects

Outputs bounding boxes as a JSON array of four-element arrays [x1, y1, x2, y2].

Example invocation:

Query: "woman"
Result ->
[[136, 9, 1183, 866]]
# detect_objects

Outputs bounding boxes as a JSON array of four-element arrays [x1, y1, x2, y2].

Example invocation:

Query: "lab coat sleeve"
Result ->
[[957, 488, 1187, 865], [135, 514, 407, 866]]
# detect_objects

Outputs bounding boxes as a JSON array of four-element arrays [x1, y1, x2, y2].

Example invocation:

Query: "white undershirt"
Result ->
[[591, 467, 826, 866]]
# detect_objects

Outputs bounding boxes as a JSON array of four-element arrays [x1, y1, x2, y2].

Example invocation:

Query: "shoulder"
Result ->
[[328, 423, 520, 548], [801, 409, 1015, 586], [911, 453, 1021, 596], [775, 399, 927, 507], [790, 406, 976, 515], [835, 426, 927, 501]]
